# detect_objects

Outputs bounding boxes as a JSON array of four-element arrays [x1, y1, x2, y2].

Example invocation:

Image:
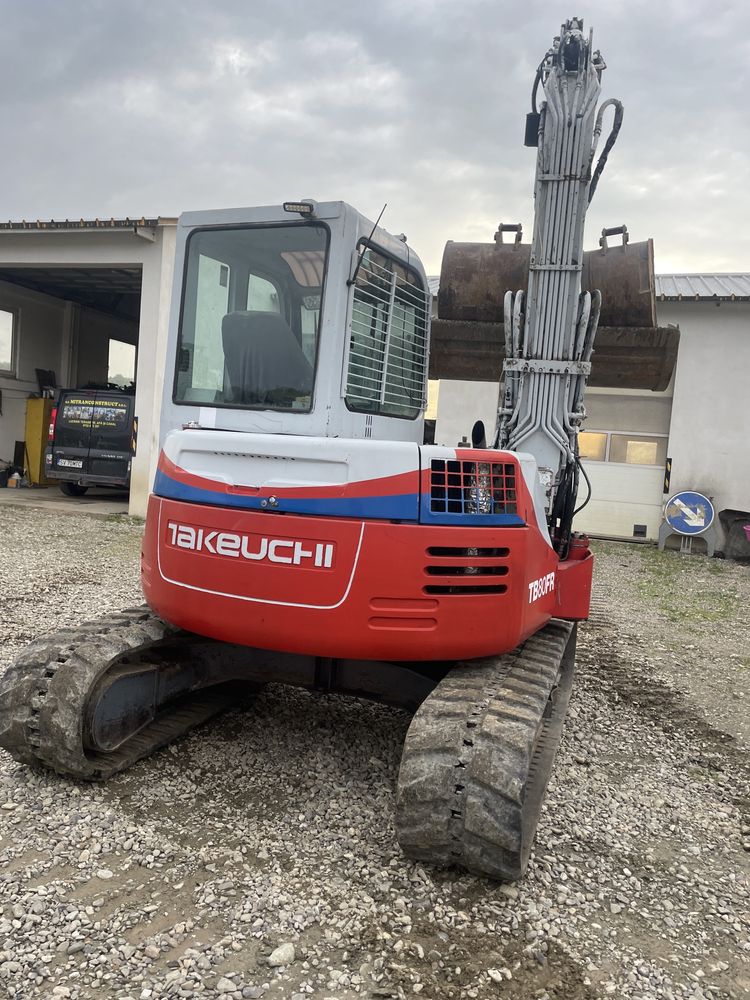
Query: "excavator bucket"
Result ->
[[434, 232, 677, 390], [429, 319, 679, 391], [438, 233, 657, 326], [438, 238, 532, 323], [587, 230, 657, 329]]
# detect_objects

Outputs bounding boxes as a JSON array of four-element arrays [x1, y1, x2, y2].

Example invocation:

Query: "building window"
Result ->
[[579, 429, 668, 467], [0, 308, 16, 375], [108, 339, 136, 388], [345, 245, 428, 419], [609, 433, 668, 467], [578, 431, 607, 462]]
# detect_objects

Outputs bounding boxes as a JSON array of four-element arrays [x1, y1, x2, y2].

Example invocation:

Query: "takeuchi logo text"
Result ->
[[166, 522, 334, 568]]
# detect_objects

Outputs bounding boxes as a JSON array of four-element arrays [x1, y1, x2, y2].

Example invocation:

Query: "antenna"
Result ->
[[347, 203, 387, 286]]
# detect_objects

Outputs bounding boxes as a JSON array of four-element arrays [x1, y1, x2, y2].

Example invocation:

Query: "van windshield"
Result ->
[[174, 223, 328, 411]]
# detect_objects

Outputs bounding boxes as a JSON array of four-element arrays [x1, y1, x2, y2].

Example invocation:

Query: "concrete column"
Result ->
[[129, 228, 176, 517], [59, 301, 78, 387]]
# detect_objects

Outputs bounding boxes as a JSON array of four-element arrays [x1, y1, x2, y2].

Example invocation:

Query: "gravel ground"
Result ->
[[0, 506, 748, 1000]]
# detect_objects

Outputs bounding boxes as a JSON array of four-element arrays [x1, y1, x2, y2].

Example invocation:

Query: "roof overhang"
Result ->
[[0, 217, 176, 234], [0, 265, 143, 321]]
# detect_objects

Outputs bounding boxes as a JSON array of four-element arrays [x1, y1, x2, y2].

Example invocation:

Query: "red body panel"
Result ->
[[142, 495, 592, 661], [556, 549, 594, 619]]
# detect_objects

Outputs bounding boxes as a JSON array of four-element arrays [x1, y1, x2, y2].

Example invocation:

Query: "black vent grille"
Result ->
[[424, 545, 510, 596], [429, 460, 517, 515]]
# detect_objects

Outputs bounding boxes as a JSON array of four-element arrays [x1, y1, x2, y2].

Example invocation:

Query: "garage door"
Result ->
[[574, 428, 668, 539]]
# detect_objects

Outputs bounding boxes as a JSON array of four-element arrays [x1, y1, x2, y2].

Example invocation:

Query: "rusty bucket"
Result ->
[[438, 232, 656, 328]]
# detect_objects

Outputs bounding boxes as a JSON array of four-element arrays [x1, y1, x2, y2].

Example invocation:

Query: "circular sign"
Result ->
[[664, 491, 715, 536]]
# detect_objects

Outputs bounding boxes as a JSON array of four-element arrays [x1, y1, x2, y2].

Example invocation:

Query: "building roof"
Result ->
[[428, 273, 750, 302], [0, 217, 176, 232], [655, 274, 750, 301]]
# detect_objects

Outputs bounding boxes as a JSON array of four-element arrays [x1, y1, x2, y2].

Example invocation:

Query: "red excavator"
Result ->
[[0, 18, 676, 879]]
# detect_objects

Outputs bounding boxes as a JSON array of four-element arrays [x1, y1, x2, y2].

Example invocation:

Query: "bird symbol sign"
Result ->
[[664, 491, 715, 536]]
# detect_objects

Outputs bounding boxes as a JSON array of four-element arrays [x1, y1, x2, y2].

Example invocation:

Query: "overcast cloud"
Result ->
[[1, 0, 748, 274]]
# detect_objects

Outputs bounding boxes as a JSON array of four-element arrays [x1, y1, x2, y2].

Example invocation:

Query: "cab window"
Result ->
[[175, 224, 328, 411]]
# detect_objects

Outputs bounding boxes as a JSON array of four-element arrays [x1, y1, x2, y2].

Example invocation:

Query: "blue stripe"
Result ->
[[418, 494, 526, 527], [154, 472, 526, 527], [154, 469, 419, 520]]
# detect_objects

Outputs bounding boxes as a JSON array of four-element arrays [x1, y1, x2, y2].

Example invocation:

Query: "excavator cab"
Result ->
[[162, 201, 430, 446]]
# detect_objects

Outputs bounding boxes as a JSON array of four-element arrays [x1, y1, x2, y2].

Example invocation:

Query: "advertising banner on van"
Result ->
[[61, 397, 130, 431]]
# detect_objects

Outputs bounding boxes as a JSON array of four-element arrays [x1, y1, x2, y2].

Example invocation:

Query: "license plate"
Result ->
[[57, 458, 83, 469]]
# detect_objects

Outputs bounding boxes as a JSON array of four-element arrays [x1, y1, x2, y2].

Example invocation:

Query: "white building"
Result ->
[[0, 219, 747, 554], [0, 219, 176, 513]]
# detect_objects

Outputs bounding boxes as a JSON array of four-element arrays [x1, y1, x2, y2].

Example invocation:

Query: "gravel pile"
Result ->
[[0, 505, 748, 1000]]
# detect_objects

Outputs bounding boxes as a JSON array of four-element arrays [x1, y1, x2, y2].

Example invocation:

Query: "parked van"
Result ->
[[45, 390, 136, 496]]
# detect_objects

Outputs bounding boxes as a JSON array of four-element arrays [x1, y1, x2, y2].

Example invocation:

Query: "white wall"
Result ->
[[434, 379, 500, 447], [130, 226, 176, 517], [584, 389, 672, 435], [659, 301, 750, 523]]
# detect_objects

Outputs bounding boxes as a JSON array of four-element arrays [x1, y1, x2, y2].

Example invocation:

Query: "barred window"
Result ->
[[345, 246, 428, 419]]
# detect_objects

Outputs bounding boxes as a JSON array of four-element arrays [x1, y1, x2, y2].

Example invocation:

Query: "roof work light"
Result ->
[[283, 201, 316, 217]]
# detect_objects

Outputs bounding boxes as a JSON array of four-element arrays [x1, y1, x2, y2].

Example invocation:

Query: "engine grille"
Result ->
[[429, 460, 518, 516], [424, 545, 510, 596]]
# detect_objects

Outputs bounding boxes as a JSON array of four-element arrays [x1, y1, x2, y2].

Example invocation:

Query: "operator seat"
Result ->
[[221, 310, 313, 405]]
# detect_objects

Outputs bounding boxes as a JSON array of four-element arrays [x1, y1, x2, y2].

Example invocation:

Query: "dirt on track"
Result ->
[[0, 505, 748, 1000]]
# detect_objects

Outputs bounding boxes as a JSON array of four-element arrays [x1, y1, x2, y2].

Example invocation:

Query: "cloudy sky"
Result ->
[[2, 0, 748, 274]]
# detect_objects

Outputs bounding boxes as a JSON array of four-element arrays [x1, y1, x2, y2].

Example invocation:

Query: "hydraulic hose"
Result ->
[[588, 98, 623, 203]]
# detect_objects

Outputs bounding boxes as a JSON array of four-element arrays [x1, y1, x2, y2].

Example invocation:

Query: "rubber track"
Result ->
[[0, 607, 237, 780], [395, 619, 576, 881]]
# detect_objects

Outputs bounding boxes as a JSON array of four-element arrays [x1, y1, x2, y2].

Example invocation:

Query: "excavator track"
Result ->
[[0, 607, 242, 781], [395, 619, 576, 881]]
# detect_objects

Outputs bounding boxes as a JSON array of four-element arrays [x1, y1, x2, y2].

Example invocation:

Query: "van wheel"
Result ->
[[60, 483, 88, 497]]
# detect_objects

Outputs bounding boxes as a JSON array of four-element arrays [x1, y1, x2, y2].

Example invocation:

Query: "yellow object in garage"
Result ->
[[24, 397, 55, 486]]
